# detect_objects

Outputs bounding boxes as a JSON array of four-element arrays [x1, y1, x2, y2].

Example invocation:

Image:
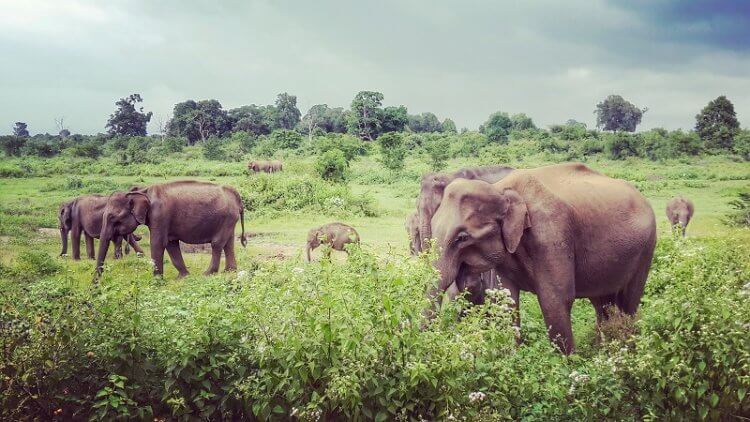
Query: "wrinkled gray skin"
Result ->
[[306, 222, 360, 261], [58, 196, 144, 260], [416, 165, 514, 302], [248, 160, 282, 173], [666, 196, 694, 237], [96, 181, 247, 278], [430, 163, 656, 354]]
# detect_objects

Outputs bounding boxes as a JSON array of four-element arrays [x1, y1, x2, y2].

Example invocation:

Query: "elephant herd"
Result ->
[[56, 162, 695, 354], [405, 163, 695, 354]]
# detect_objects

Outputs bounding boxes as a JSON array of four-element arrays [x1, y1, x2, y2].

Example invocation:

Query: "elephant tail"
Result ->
[[239, 206, 247, 248]]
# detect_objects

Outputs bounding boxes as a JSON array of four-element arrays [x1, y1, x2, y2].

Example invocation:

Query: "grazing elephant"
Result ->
[[666, 196, 694, 237], [58, 196, 144, 260], [306, 222, 360, 261], [430, 163, 656, 354], [95, 181, 247, 277], [248, 160, 272, 173], [405, 211, 421, 255], [270, 160, 283, 173]]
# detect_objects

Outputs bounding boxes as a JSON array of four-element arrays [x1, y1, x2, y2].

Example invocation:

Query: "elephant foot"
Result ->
[[60, 253, 68, 258], [203, 270, 218, 276], [177, 272, 189, 279], [136, 252, 144, 257]]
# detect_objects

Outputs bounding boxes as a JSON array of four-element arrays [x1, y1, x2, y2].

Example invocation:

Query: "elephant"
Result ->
[[306, 222, 360, 261], [429, 163, 656, 354], [58, 196, 144, 260], [248, 160, 273, 173], [95, 180, 247, 278], [405, 211, 421, 255], [666, 196, 694, 237], [270, 160, 283, 172]]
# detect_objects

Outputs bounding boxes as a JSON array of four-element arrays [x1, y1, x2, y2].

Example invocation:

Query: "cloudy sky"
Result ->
[[1, 0, 748, 135]]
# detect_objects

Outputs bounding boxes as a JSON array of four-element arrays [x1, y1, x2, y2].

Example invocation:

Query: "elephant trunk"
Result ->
[[306, 243, 312, 262], [424, 254, 461, 319], [95, 223, 112, 275], [60, 227, 69, 256]]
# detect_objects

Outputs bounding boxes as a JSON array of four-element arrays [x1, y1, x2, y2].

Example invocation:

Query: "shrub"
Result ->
[[377, 132, 406, 172], [23, 138, 60, 157], [68, 140, 103, 159], [423, 136, 450, 170], [269, 129, 303, 150], [315, 134, 366, 162], [734, 130, 750, 161], [202, 136, 225, 160], [315, 148, 348, 182], [724, 191, 750, 227], [605, 132, 642, 160], [14, 250, 61, 280], [0, 135, 27, 156], [162, 136, 186, 154]]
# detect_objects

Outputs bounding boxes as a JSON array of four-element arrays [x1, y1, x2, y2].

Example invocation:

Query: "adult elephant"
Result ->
[[666, 196, 694, 237], [430, 163, 656, 354], [58, 196, 144, 260], [248, 160, 272, 173], [95, 181, 247, 277], [417, 165, 514, 252], [270, 160, 283, 173]]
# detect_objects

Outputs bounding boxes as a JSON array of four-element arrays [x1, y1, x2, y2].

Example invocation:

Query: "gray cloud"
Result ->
[[0, 0, 748, 135]]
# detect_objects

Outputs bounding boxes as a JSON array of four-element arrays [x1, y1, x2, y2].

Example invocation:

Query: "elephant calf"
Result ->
[[59, 196, 144, 260], [306, 222, 360, 261], [405, 211, 421, 255], [96, 181, 247, 278], [666, 196, 694, 237]]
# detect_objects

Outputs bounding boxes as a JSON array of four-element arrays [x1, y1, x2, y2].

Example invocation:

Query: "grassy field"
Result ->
[[1, 152, 749, 420]]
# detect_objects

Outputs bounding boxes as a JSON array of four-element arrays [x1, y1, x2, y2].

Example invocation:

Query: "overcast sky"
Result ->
[[1, 0, 748, 135]]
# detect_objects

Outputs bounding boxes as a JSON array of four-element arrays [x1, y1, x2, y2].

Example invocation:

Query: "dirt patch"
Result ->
[[37, 227, 59, 237], [249, 241, 300, 260]]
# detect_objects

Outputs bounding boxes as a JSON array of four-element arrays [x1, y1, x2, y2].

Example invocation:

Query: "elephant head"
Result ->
[[430, 179, 531, 299], [96, 191, 150, 274], [306, 228, 322, 262], [417, 172, 455, 251]]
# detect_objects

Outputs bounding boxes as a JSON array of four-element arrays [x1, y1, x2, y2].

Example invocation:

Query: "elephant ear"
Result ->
[[127, 192, 150, 225], [60, 204, 72, 229], [499, 188, 531, 254]]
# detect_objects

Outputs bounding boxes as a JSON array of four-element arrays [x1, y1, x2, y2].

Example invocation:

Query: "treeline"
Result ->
[[1, 92, 747, 165]]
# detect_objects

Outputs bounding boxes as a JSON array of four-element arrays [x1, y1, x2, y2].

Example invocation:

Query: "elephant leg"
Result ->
[[60, 228, 69, 257], [223, 237, 237, 272], [616, 259, 651, 316], [71, 227, 82, 260], [85, 234, 95, 260], [590, 295, 617, 326], [165, 240, 189, 278], [149, 235, 166, 277], [113, 236, 123, 259], [536, 280, 575, 354], [204, 242, 223, 275]]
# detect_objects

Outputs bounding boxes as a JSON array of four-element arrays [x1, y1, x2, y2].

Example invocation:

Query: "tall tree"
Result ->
[[348, 91, 384, 140], [381, 106, 409, 133], [167, 99, 230, 144], [275, 92, 301, 130], [229, 105, 276, 136], [301, 104, 330, 140], [106, 94, 152, 136], [481, 111, 513, 142], [12, 122, 29, 137], [441, 118, 457, 133], [595, 95, 645, 132], [695, 95, 740, 150], [408, 112, 442, 133], [324, 107, 348, 133]]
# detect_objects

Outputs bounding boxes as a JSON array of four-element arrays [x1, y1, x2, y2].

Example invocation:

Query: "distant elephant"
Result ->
[[405, 211, 421, 255], [270, 160, 283, 173], [248, 160, 273, 173], [666, 196, 694, 237], [58, 196, 144, 260], [95, 181, 247, 277], [306, 222, 360, 261], [430, 163, 656, 354]]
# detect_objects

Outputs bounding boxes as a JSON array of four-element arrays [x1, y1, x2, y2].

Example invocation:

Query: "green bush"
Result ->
[[605, 132, 643, 160], [315, 134, 366, 162], [377, 132, 406, 172], [232, 131, 256, 154], [162, 136, 186, 154], [734, 130, 750, 161], [235, 173, 377, 217], [423, 136, 450, 170], [202, 136, 226, 160], [724, 191, 750, 227], [315, 148, 348, 182]]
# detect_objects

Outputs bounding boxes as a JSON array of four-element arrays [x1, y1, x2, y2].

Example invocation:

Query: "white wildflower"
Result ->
[[292, 267, 305, 274], [236, 270, 248, 279], [290, 407, 298, 417], [468, 391, 486, 403]]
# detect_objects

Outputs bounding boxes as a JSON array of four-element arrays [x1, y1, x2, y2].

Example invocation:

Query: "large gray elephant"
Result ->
[[58, 196, 144, 260], [306, 222, 360, 261], [666, 196, 694, 237], [248, 160, 273, 173], [95, 181, 247, 277], [430, 163, 656, 354]]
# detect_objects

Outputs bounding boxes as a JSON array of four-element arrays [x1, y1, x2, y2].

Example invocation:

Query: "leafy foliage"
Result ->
[[595, 94, 645, 132], [481, 111, 513, 142], [106, 94, 152, 137], [315, 148, 348, 182], [695, 96, 740, 151], [377, 132, 406, 172]]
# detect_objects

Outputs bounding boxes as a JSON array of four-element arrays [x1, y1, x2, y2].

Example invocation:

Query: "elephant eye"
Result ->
[[455, 231, 470, 244]]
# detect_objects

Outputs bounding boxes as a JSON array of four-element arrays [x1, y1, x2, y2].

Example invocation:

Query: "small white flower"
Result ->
[[236, 270, 248, 279], [290, 407, 298, 417], [292, 267, 304, 274], [468, 391, 486, 403]]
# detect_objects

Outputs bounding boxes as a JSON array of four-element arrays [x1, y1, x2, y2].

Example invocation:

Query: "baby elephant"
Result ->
[[306, 222, 360, 261], [666, 196, 694, 237]]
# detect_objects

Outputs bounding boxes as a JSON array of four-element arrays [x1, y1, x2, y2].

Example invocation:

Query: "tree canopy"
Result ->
[[595, 95, 645, 132], [348, 91, 384, 140], [481, 111, 513, 142], [275, 92, 301, 130], [167, 99, 231, 144], [695, 95, 739, 150], [106, 94, 152, 137], [13, 122, 29, 137]]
